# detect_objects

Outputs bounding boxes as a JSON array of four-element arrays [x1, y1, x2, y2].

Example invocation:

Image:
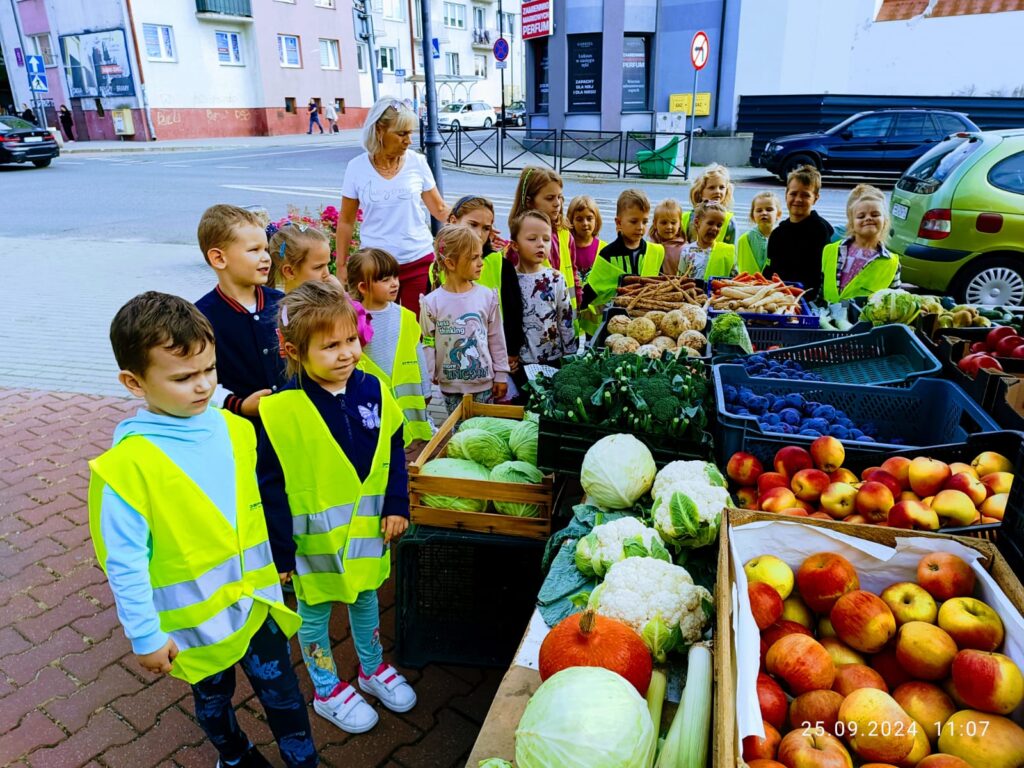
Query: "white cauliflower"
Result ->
[[651, 461, 730, 548], [574, 516, 669, 578], [589, 557, 713, 661]]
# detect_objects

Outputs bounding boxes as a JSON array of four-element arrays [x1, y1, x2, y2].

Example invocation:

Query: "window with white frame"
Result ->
[[502, 11, 515, 35], [314, 0, 336, 6], [28, 33, 56, 67], [443, 2, 466, 29], [378, 46, 397, 72], [215, 30, 243, 65], [445, 51, 460, 75], [356, 43, 368, 72], [142, 24, 175, 62], [413, 2, 423, 38], [473, 6, 486, 30], [474, 54, 486, 77], [278, 34, 301, 67], [383, 0, 404, 21], [319, 38, 340, 69]]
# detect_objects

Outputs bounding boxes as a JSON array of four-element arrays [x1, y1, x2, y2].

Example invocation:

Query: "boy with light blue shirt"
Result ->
[[88, 291, 318, 768]]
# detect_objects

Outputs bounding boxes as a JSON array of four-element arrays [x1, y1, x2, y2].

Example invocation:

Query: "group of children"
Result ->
[[89, 159, 900, 768]]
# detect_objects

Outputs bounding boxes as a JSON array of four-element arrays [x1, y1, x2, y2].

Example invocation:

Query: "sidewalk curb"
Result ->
[[442, 161, 772, 186], [63, 139, 360, 155]]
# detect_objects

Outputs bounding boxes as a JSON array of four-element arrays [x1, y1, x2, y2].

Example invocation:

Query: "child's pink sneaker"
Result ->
[[358, 663, 417, 713], [312, 681, 378, 733]]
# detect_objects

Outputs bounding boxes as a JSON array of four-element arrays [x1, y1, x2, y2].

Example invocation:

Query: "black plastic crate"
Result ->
[[394, 525, 544, 668], [537, 414, 714, 476], [711, 322, 873, 361]]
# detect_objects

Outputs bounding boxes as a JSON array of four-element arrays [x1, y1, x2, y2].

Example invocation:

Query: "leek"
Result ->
[[646, 668, 668, 737], [654, 642, 713, 768]]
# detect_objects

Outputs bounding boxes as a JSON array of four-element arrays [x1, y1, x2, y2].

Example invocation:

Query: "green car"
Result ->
[[889, 129, 1024, 306]]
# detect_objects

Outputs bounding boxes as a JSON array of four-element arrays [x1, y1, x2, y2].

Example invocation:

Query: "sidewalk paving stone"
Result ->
[[1, 387, 503, 767]]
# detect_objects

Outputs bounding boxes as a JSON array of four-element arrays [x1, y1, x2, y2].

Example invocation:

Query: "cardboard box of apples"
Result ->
[[725, 432, 1021, 533], [714, 511, 1024, 768]]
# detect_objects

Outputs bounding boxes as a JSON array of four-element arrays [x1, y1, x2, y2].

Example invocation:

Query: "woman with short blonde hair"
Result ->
[[337, 97, 449, 316]]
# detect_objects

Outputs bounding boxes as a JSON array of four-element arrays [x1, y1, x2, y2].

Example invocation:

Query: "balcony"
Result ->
[[195, 0, 253, 20], [472, 28, 493, 48]]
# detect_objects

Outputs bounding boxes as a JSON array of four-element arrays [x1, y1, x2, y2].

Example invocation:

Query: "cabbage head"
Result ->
[[459, 416, 519, 443], [580, 434, 656, 510], [419, 458, 492, 512], [478, 761, 513, 768], [508, 419, 539, 466], [515, 667, 656, 768], [490, 461, 545, 517], [861, 288, 921, 326], [447, 428, 512, 469]]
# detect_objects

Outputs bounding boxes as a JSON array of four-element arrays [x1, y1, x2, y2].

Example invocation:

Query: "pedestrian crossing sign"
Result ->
[[29, 73, 48, 93]]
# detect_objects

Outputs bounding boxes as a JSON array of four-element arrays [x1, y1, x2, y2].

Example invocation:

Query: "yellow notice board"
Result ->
[[669, 92, 711, 115]]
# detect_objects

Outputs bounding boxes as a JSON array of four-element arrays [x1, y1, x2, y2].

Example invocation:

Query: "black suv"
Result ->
[[757, 109, 978, 181]]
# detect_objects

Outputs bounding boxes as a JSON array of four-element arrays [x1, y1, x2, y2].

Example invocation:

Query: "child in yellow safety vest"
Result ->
[[649, 198, 688, 276], [508, 166, 581, 311], [682, 163, 737, 245], [89, 292, 316, 768], [821, 184, 900, 305], [258, 282, 417, 736], [567, 194, 605, 282], [347, 247, 433, 447], [674, 201, 736, 280], [736, 191, 783, 275]]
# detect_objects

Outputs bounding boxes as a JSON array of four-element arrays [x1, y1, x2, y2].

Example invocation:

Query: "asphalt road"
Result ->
[[0, 143, 858, 245]]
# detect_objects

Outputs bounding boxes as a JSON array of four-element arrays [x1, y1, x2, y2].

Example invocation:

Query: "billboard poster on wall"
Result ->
[[621, 36, 648, 111], [533, 38, 549, 113], [60, 28, 135, 98], [567, 34, 602, 112], [522, 0, 553, 40]]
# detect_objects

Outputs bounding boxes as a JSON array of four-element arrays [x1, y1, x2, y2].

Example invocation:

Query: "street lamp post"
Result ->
[[419, 0, 444, 205], [7, 0, 43, 127], [354, 0, 380, 102]]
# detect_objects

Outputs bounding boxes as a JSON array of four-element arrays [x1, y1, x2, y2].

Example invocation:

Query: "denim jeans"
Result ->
[[191, 617, 318, 767]]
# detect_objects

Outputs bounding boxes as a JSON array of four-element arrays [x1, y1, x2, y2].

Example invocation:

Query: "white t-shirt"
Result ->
[[341, 150, 437, 265]]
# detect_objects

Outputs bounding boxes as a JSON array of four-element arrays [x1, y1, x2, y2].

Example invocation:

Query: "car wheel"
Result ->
[[483, 118, 493, 128], [954, 257, 1024, 307], [782, 153, 817, 177], [517, 116, 525, 127], [32, 159, 51, 168]]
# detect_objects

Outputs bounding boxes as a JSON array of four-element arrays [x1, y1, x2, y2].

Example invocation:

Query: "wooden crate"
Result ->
[[408, 395, 553, 540], [713, 509, 1024, 768]]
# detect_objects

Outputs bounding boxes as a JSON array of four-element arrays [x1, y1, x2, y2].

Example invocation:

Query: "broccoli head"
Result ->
[[708, 312, 753, 354], [650, 395, 682, 423]]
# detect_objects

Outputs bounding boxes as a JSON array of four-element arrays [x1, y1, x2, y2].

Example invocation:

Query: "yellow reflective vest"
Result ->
[[580, 242, 666, 335], [821, 241, 900, 304], [682, 210, 735, 244], [88, 410, 300, 685], [259, 386, 401, 605], [358, 306, 433, 446], [736, 230, 769, 275], [690, 242, 737, 281]]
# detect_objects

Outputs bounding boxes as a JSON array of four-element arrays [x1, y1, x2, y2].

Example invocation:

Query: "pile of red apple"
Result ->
[[742, 550, 1024, 768], [956, 326, 1024, 378], [727, 436, 1012, 530]]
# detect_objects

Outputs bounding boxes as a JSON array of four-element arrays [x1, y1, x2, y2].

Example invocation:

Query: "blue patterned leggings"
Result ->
[[190, 618, 318, 767]]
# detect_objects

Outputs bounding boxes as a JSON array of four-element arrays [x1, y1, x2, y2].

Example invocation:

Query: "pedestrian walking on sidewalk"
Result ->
[[307, 98, 324, 134], [59, 105, 75, 141], [324, 101, 339, 133], [20, 104, 36, 125], [337, 97, 449, 318]]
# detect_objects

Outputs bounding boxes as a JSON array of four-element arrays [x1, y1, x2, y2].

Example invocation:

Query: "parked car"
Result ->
[[889, 129, 1024, 306], [437, 101, 497, 130], [757, 109, 978, 181], [0, 116, 59, 168], [498, 101, 527, 127]]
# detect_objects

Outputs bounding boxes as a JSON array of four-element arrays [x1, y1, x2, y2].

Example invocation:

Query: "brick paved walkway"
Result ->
[[0, 388, 502, 768]]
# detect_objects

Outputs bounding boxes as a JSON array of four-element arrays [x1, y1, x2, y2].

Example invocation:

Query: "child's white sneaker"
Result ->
[[358, 663, 417, 713], [313, 682, 378, 734]]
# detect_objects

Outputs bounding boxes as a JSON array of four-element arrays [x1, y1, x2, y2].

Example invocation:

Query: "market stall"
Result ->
[[397, 278, 1024, 768]]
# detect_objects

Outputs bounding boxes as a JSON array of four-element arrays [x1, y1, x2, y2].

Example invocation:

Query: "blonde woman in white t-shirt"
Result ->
[[338, 98, 449, 318]]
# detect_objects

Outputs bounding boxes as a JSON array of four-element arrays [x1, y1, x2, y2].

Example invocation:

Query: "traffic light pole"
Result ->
[[419, 0, 444, 208], [498, 0, 506, 135], [354, 0, 379, 102]]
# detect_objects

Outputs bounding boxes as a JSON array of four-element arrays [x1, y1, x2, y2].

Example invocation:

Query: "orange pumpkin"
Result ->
[[538, 609, 653, 695]]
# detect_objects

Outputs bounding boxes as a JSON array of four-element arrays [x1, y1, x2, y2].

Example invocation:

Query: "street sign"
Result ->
[[493, 37, 509, 62], [26, 55, 45, 75], [522, 0, 553, 40], [431, 38, 440, 59], [29, 73, 48, 93], [690, 30, 709, 70], [495, 60, 507, 69], [15, 48, 24, 67], [669, 92, 711, 115], [395, 68, 406, 77]]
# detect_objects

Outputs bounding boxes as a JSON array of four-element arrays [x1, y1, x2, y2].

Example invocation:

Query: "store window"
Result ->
[[277, 34, 301, 68], [621, 34, 650, 112], [533, 37, 549, 113], [567, 33, 601, 112], [216, 30, 243, 65]]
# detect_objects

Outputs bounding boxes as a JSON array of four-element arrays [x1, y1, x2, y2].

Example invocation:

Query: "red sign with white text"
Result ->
[[522, 0, 553, 40]]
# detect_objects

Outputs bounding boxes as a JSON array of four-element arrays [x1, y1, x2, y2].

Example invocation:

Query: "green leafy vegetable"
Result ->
[[458, 416, 520, 443], [446, 428, 512, 469], [508, 419, 539, 466], [490, 460, 545, 517], [707, 312, 753, 354], [418, 458, 492, 511], [580, 434, 657, 511]]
